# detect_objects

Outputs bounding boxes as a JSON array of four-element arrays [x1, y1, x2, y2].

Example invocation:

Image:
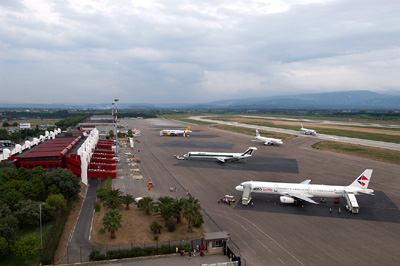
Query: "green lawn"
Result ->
[[212, 125, 296, 140], [312, 141, 400, 165]]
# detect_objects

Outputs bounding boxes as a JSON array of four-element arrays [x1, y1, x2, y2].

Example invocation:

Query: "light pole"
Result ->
[[114, 99, 119, 157], [39, 203, 44, 262]]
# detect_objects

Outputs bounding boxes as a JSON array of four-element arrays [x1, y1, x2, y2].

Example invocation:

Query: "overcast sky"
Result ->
[[1, 0, 400, 104]]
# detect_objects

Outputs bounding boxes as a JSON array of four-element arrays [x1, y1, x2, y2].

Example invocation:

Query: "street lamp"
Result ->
[[114, 99, 119, 157], [39, 203, 44, 262]]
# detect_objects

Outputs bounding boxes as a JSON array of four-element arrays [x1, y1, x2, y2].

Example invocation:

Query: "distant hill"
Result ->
[[1, 90, 399, 110], [197, 90, 400, 110]]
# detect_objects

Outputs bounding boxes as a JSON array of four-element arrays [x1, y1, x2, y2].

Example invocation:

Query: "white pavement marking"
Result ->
[[89, 210, 95, 241], [209, 210, 306, 266]]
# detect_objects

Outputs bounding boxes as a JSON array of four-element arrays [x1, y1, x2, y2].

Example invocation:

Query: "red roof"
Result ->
[[20, 138, 78, 159]]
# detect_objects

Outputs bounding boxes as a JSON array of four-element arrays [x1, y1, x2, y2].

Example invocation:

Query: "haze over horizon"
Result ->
[[1, 0, 400, 105]]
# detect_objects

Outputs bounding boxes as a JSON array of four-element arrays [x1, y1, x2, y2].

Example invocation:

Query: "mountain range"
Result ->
[[0, 90, 399, 110]]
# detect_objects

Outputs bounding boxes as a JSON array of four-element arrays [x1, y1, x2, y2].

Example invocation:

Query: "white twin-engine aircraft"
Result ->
[[160, 125, 192, 136], [300, 123, 316, 135], [253, 129, 283, 146], [181, 147, 257, 163], [236, 169, 374, 205]]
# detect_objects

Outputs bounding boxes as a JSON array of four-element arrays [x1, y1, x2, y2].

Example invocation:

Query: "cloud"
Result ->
[[0, 0, 400, 104]]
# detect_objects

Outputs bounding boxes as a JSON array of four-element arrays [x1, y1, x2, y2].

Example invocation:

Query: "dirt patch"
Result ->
[[91, 205, 205, 246], [54, 182, 88, 263], [229, 117, 400, 136]]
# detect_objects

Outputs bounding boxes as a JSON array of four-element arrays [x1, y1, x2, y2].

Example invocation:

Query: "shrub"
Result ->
[[89, 250, 106, 261], [166, 220, 176, 232], [143, 247, 157, 256], [106, 177, 112, 190], [98, 227, 105, 233], [94, 201, 101, 212], [153, 234, 159, 241], [159, 244, 173, 255], [132, 246, 143, 257]]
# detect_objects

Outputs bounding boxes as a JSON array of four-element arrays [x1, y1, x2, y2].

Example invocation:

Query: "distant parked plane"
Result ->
[[176, 147, 257, 163], [300, 123, 316, 135], [253, 129, 283, 146], [160, 125, 192, 137]]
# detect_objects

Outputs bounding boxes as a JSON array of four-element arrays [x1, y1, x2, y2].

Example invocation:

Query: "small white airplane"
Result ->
[[300, 123, 316, 135], [160, 125, 192, 137], [179, 147, 257, 163], [253, 129, 283, 146], [236, 169, 374, 205]]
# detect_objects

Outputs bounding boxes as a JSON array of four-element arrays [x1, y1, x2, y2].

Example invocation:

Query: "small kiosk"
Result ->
[[202, 231, 231, 254]]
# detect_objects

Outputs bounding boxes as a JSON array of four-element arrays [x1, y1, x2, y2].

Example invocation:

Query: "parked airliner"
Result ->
[[300, 123, 316, 135], [160, 125, 192, 136], [253, 129, 283, 146], [177, 147, 257, 163], [236, 169, 374, 205]]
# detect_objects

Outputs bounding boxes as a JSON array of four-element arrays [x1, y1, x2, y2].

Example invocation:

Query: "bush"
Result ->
[[166, 220, 176, 232], [132, 246, 143, 257], [89, 250, 107, 261], [159, 244, 174, 255], [106, 177, 112, 190], [143, 247, 157, 256], [98, 227, 105, 233], [153, 234, 159, 241], [94, 201, 101, 212]]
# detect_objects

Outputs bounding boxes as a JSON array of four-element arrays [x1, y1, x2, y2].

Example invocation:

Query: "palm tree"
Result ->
[[150, 221, 163, 234], [103, 189, 123, 209], [157, 202, 174, 223], [172, 198, 186, 224], [183, 196, 201, 232], [158, 196, 174, 205], [102, 209, 122, 239], [138, 197, 154, 215], [120, 194, 134, 210]]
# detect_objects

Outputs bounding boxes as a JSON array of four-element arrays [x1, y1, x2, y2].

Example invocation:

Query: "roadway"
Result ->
[[115, 118, 400, 266], [189, 116, 400, 151]]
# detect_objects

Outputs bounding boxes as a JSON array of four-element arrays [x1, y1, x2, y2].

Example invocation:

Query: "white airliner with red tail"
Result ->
[[236, 169, 374, 207]]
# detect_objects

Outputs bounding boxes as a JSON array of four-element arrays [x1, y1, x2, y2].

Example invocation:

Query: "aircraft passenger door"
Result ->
[[274, 185, 278, 192]]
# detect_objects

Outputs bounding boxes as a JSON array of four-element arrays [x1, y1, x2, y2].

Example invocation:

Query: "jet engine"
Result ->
[[280, 196, 295, 204]]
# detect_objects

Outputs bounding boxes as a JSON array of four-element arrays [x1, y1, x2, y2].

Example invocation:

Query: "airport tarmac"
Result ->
[[117, 118, 400, 266]]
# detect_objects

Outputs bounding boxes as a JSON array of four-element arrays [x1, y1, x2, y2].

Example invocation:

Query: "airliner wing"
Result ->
[[217, 158, 226, 163], [300, 179, 312, 185], [286, 193, 319, 204]]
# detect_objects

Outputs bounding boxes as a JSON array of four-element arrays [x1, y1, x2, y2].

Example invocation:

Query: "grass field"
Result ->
[[177, 118, 215, 125], [3, 119, 60, 128], [205, 117, 400, 144], [312, 141, 400, 165]]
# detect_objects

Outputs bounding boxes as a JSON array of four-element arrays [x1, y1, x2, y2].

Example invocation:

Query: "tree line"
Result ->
[[0, 163, 80, 262]]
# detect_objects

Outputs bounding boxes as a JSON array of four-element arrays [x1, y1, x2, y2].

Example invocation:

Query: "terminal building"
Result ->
[[0, 128, 117, 185]]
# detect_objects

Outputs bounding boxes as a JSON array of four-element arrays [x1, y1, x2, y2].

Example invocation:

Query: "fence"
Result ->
[[60, 238, 204, 264]]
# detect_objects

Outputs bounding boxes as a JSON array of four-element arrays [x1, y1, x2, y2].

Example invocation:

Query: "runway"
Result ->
[[117, 118, 400, 266]]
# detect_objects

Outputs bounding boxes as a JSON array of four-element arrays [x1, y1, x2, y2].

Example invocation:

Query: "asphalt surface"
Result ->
[[61, 118, 400, 266], [117, 118, 400, 266]]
